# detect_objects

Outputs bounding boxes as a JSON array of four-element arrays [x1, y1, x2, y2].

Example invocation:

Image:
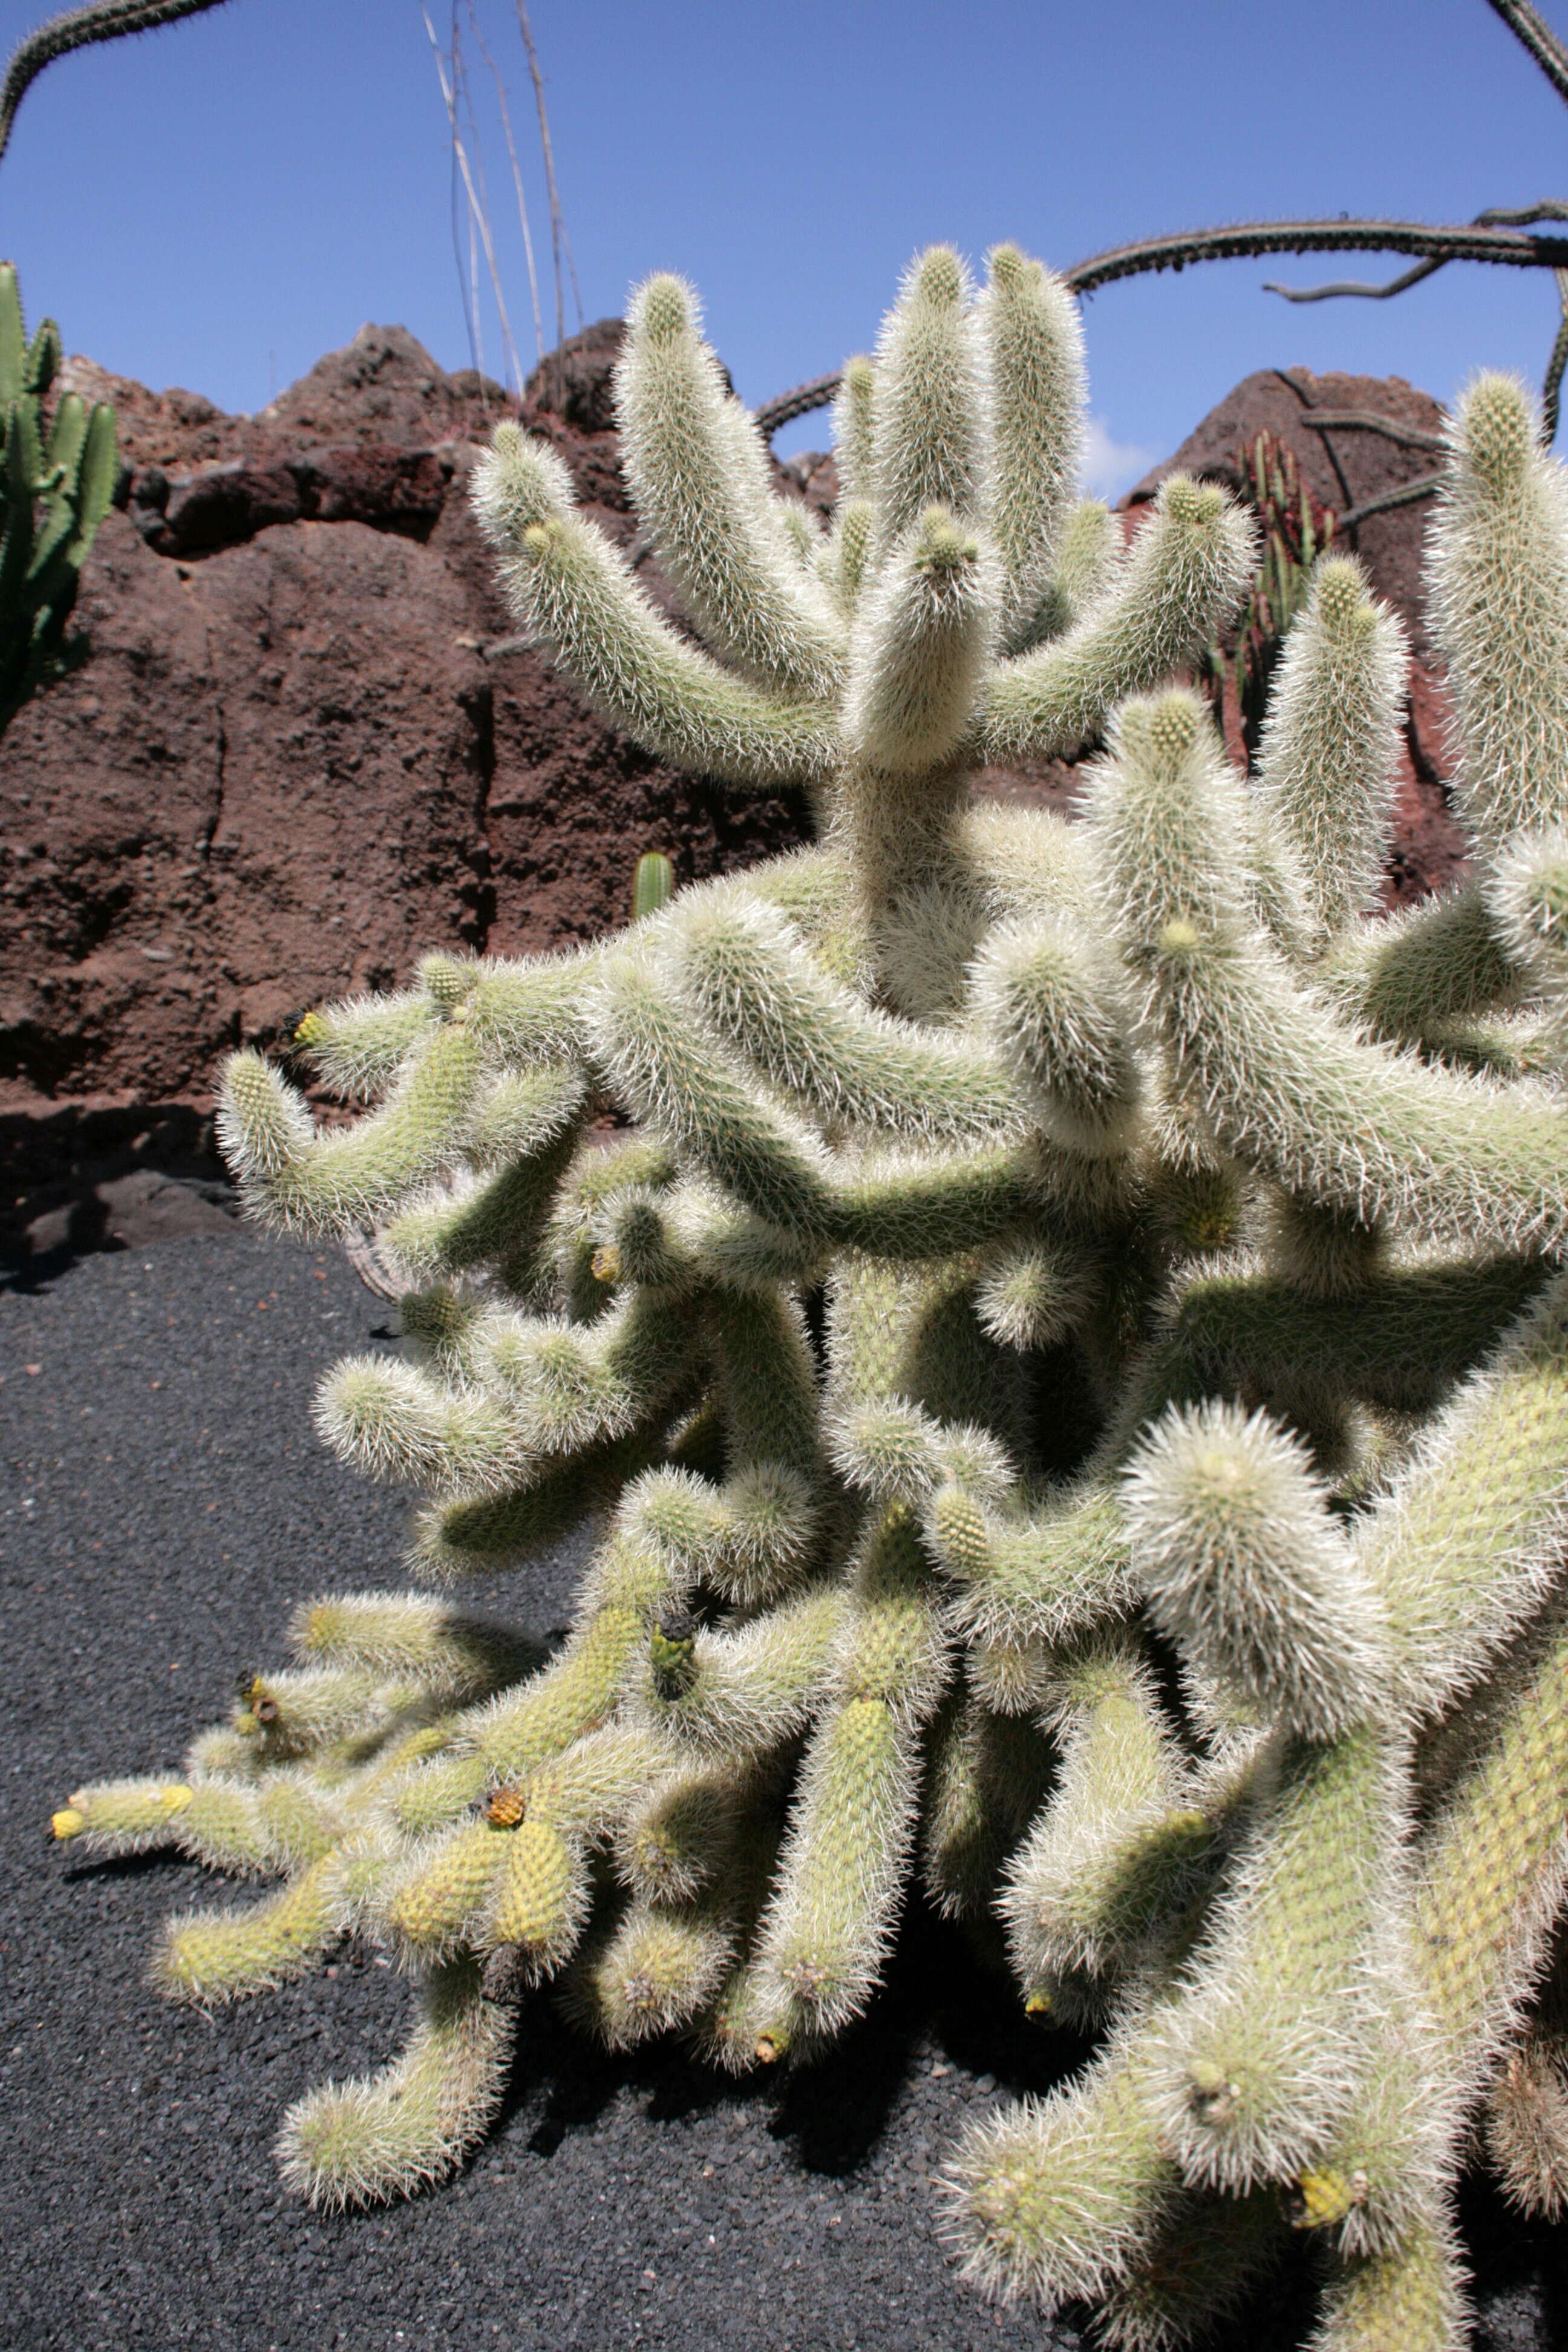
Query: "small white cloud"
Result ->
[[1080, 414, 1158, 503]]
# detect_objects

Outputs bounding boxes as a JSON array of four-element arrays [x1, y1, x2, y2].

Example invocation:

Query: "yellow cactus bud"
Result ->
[[51, 1808, 85, 1840], [1283, 2167, 1362, 2230]]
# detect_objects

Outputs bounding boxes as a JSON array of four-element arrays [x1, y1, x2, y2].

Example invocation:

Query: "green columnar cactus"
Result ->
[[0, 260, 117, 736], [52, 244, 1568, 2342]]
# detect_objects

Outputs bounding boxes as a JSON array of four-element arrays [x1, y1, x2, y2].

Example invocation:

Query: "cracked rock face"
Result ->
[[0, 321, 815, 1229]]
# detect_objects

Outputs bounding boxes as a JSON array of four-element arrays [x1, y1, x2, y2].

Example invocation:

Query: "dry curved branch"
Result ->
[[0, 0, 233, 165], [1488, 0, 1568, 103]]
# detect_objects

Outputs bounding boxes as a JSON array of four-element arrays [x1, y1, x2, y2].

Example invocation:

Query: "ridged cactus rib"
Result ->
[[1430, 374, 1568, 863], [1251, 556, 1406, 941], [276, 1961, 515, 2210], [473, 430, 839, 791], [60, 243, 1568, 2332], [615, 273, 843, 699], [980, 244, 1086, 650], [999, 1637, 1191, 1993]]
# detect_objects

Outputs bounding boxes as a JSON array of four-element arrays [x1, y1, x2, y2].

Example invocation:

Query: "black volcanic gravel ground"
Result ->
[[1, 1231, 1563, 2351]]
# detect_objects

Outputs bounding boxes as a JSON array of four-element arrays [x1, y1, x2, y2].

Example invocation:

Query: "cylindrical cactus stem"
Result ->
[[924, 1477, 1132, 1651], [477, 1725, 665, 1981], [1357, 1269, 1568, 1718], [584, 941, 838, 1233], [840, 506, 999, 886], [465, 1061, 590, 1168], [458, 945, 607, 1067], [705, 1282, 821, 1481], [1089, 688, 1568, 1256], [230, 1668, 408, 1762], [470, 427, 838, 790], [1410, 1607, 1568, 2092], [636, 1583, 847, 1759], [465, 1523, 691, 1785], [971, 910, 1143, 1155], [1307, 2203, 1471, 2352], [612, 1754, 757, 1906], [287, 1592, 534, 1701], [383, 1752, 491, 1839], [51, 1771, 339, 1875], [1429, 371, 1568, 864], [1250, 555, 1406, 942], [220, 1023, 488, 1236], [383, 1820, 515, 1962], [819, 493, 875, 617], [275, 1959, 516, 2209], [474, 1284, 702, 1455], [1483, 2031, 1568, 2218], [944, 2005, 1178, 2310], [314, 1353, 523, 1497], [51, 1774, 206, 1862], [382, 1116, 583, 1296], [978, 475, 1255, 762], [1123, 1401, 1391, 1743], [292, 988, 440, 1102], [1023, 496, 1123, 646], [614, 272, 843, 699], [664, 890, 1021, 1144], [154, 1849, 350, 2007], [972, 1236, 1099, 1352], [591, 1786, 784, 2051], [745, 1503, 949, 2051], [1092, 2187, 1286, 2352], [920, 1693, 1054, 1922], [1321, 878, 1517, 1048], [869, 246, 987, 544], [980, 245, 1086, 652], [1143, 1723, 1406, 2195], [1155, 1255, 1548, 1425], [410, 1432, 659, 1579], [999, 1637, 1194, 1994], [828, 1140, 1054, 1260], [577, 1897, 740, 2048]]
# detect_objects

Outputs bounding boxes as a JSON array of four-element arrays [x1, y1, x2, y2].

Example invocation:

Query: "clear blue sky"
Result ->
[[2, 0, 1566, 495]]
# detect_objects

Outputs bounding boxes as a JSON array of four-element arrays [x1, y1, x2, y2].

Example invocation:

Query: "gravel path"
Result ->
[[1, 1233, 1560, 2351]]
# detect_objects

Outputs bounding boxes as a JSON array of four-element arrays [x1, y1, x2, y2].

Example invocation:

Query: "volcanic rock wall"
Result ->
[[0, 323, 819, 1248]]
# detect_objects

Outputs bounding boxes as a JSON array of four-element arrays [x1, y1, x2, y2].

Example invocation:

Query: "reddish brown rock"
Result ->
[[1, 321, 811, 1253]]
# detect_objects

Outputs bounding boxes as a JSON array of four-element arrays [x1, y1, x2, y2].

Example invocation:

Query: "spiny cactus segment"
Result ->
[[0, 260, 118, 737], [54, 243, 1568, 2345], [1201, 430, 1338, 767]]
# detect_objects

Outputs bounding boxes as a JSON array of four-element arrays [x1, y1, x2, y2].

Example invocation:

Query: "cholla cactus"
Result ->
[[53, 244, 1568, 2346]]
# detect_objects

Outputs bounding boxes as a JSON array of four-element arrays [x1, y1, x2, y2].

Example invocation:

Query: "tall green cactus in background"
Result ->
[[0, 261, 117, 737], [53, 243, 1568, 2348]]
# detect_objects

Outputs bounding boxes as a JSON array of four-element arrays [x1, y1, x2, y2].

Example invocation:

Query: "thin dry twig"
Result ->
[[1298, 412, 1449, 453], [515, 0, 583, 407], [422, 1, 524, 396], [467, 0, 546, 367]]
